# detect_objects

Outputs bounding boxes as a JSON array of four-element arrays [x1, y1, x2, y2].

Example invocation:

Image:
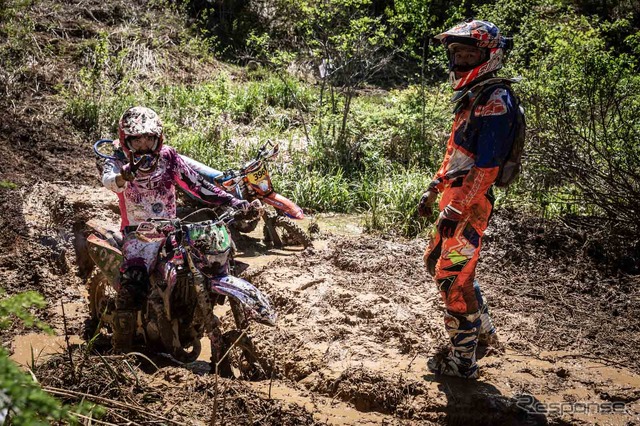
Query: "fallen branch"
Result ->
[[42, 386, 182, 425]]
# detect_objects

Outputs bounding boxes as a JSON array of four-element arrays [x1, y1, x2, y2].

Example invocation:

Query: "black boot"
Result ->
[[112, 310, 135, 353], [112, 265, 149, 353]]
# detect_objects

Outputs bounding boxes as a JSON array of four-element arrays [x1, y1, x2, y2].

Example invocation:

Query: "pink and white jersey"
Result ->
[[103, 145, 235, 231]]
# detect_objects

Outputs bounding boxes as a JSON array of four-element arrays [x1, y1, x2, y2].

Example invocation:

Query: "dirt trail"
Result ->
[[2, 0, 638, 422], [3, 180, 639, 425]]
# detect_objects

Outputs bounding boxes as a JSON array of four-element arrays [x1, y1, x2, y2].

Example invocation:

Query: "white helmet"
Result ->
[[118, 106, 164, 156]]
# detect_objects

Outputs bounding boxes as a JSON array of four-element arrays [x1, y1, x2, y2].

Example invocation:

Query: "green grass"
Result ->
[[0, 180, 18, 190]]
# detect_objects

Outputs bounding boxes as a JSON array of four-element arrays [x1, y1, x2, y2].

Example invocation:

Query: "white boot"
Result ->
[[428, 310, 481, 379]]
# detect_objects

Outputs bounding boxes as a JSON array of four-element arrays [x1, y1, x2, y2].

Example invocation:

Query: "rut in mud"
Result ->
[[3, 181, 639, 425]]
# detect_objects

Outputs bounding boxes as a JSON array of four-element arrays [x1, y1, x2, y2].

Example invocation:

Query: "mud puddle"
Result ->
[[10, 333, 84, 367]]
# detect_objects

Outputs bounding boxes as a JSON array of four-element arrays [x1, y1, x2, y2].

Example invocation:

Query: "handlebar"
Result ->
[[255, 140, 279, 161], [93, 139, 119, 160], [145, 200, 263, 231], [212, 141, 279, 185]]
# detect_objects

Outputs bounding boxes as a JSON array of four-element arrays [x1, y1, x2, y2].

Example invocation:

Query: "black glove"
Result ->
[[437, 205, 463, 238], [417, 190, 438, 217], [120, 163, 137, 182], [231, 198, 251, 212]]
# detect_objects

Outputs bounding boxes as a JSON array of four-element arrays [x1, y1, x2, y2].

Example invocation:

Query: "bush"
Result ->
[[0, 289, 71, 424]]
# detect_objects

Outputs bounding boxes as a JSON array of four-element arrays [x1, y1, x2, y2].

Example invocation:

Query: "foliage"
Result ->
[[475, 0, 640, 235], [0, 181, 18, 190], [0, 289, 98, 424], [533, 46, 640, 226], [0, 289, 51, 332], [59, 0, 640, 239], [359, 168, 434, 237]]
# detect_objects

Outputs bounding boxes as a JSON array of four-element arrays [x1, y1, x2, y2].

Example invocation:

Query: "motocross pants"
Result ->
[[113, 231, 164, 352], [424, 188, 496, 375]]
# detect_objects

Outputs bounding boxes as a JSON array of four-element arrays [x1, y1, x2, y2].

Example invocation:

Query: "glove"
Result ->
[[230, 198, 251, 212], [120, 151, 143, 182], [437, 205, 463, 238], [120, 163, 137, 182], [417, 190, 438, 217]]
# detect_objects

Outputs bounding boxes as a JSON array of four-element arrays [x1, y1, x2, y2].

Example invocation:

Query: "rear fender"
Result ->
[[86, 219, 123, 248], [87, 234, 123, 287], [179, 154, 223, 183], [210, 275, 276, 326], [262, 192, 304, 219]]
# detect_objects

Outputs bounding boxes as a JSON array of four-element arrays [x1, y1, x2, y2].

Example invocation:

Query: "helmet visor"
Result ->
[[447, 43, 487, 72], [126, 134, 159, 154]]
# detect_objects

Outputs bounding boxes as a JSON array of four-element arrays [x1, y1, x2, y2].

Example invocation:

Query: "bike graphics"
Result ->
[[81, 205, 276, 377], [179, 141, 312, 248]]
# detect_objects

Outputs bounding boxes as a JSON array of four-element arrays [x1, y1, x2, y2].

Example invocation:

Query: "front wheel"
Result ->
[[263, 212, 313, 249], [88, 273, 116, 325], [216, 330, 272, 380]]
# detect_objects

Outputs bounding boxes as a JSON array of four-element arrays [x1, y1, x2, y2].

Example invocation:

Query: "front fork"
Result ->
[[186, 252, 225, 368]]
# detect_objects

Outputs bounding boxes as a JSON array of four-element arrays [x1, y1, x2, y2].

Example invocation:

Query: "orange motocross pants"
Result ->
[[424, 188, 494, 315]]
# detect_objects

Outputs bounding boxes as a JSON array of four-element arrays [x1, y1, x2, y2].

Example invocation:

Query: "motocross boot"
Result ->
[[473, 280, 502, 349], [428, 310, 481, 379], [112, 266, 148, 353], [112, 310, 136, 353]]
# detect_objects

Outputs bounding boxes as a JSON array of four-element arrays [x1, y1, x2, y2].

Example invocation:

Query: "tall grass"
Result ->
[[278, 168, 357, 213], [63, 36, 447, 237], [358, 168, 433, 237], [276, 164, 435, 236]]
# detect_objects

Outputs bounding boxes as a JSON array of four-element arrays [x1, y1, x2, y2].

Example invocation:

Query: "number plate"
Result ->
[[246, 163, 272, 194]]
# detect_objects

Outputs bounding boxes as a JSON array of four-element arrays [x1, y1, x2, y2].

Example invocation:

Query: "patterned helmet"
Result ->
[[434, 20, 512, 90], [118, 106, 164, 155]]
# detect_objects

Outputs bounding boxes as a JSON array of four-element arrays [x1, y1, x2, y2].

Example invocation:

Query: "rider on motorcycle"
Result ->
[[102, 106, 250, 353]]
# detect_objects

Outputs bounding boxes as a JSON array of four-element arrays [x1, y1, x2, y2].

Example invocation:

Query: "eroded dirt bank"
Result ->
[[3, 181, 640, 425]]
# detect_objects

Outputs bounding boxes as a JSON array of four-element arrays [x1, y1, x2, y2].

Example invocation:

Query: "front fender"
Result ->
[[87, 234, 123, 287], [262, 192, 304, 219], [210, 275, 277, 326]]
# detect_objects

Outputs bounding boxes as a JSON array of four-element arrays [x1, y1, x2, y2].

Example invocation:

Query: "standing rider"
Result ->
[[418, 20, 518, 379], [102, 106, 250, 353]]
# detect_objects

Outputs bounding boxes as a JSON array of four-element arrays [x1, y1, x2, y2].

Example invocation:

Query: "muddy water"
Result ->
[[11, 333, 84, 367], [302, 213, 365, 236]]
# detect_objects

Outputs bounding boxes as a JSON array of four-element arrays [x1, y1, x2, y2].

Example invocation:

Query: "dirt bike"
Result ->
[[179, 141, 313, 249], [81, 205, 275, 378]]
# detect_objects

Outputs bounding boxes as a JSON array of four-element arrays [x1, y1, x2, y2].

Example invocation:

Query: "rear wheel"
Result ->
[[263, 212, 313, 249]]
